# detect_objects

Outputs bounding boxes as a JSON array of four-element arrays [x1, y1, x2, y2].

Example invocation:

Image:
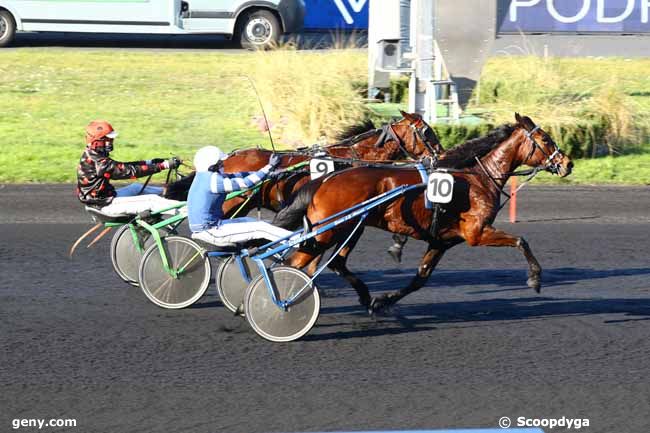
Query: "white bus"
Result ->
[[0, 0, 304, 49]]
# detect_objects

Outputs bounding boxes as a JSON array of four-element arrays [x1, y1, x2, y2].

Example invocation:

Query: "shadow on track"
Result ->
[[186, 266, 650, 341], [308, 296, 650, 341], [316, 267, 650, 294]]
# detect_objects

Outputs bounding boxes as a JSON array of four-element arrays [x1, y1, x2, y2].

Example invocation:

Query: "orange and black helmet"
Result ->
[[86, 120, 118, 152]]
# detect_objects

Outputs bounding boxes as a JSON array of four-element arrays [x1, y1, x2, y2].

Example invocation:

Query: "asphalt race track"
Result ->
[[1, 184, 649, 433]]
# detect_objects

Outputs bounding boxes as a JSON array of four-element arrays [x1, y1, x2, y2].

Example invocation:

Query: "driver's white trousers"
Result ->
[[191, 217, 294, 247], [100, 194, 184, 217]]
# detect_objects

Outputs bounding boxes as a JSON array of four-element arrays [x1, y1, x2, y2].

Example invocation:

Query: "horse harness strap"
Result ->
[[383, 124, 414, 159], [305, 117, 438, 161], [474, 156, 544, 211], [416, 164, 433, 210], [474, 157, 504, 194], [416, 163, 445, 241]]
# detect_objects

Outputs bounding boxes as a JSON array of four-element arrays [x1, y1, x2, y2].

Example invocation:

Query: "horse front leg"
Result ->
[[305, 253, 323, 277], [370, 245, 446, 313], [474, 226, 542, 292], [387, 233, 408, 264], [326, 228, 373, 310]]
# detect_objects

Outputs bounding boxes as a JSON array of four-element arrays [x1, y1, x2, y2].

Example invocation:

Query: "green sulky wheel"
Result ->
[[244, 266, 320, 342], [138, 236, 211, 309]]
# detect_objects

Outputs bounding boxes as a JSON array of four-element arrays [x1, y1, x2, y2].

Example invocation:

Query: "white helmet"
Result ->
[[194, 146, 228, 172]]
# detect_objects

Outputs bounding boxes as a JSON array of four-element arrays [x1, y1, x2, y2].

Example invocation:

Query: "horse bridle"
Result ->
[[524, 125, 562, 174], [411, 121, 441, 158], [388, 119, 441, 160]]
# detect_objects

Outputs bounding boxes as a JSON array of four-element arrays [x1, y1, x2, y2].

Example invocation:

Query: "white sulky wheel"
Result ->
[[244, 266, 320, 342], [138, 236, 211, 309], [110, 224, 168, 287]]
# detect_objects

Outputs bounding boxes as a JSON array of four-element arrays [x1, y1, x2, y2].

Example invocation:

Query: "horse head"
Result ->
[[385, 110, 443, 159], [515, 113, 573, 177]]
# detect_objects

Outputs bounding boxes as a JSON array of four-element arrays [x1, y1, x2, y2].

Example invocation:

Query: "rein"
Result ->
[[474, 156, 544, 210], [137, 173, 154, 196], [312, 155, 420, 168], [472, 124, 560, 210]]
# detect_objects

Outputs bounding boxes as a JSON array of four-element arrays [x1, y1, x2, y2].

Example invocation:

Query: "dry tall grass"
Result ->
[[476, 56, 650, 155], [248, 44, 367, 146]]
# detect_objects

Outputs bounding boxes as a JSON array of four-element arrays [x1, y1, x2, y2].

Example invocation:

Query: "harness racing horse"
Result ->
[[273, 114, 573, 313], [166, 111, 442, 216]]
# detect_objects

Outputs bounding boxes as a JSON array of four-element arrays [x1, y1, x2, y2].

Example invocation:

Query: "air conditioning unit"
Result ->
[[377, 39, 402, 71]]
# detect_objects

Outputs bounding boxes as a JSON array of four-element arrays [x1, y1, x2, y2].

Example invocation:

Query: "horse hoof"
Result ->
[[368, 296, 393, 316], [527, 277, 541, 293], [387, 246, 403, 264], [368, 298, 381, 316]]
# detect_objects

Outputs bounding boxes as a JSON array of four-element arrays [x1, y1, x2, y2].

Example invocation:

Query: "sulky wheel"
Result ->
[[244, 266, 320, 342], [138, 236, 211, 309], [215, 256, 261, 314], [110, 224, 168, 287], [215, 256, 275, 314]]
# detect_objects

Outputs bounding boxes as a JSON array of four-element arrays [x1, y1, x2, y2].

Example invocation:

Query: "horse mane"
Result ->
[[334, 119, 377, 142], [438, 124, 517, 169]]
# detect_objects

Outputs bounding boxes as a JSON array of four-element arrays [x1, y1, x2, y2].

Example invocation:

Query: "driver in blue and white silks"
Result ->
[[188, 146, 294, 247]]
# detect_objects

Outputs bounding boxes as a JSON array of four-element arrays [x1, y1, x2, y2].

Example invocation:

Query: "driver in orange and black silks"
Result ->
[[76, 120, 182, 216]]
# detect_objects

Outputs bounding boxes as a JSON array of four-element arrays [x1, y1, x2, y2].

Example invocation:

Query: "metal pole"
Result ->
[[408, 0, 436, 123]]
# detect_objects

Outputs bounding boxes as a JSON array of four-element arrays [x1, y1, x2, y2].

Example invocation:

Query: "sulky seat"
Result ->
[[84, 206, 134, 224], [190, 232, 242, 252]]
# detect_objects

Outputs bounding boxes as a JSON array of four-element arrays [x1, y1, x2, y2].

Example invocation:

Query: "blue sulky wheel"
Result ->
[[244, 266, 320, 342], [215, 256, 261, 314], [138, 236, 211, 309], [110, 224, 168, 287], [215, 256, 276, 314]]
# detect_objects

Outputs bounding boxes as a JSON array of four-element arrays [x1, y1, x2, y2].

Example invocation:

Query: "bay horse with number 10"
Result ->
[[273, 113, 573, 313]]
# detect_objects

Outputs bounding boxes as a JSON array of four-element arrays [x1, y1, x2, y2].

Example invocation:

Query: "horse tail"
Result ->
[[272, 178, 322, 230], [164, 172, 195, 201]]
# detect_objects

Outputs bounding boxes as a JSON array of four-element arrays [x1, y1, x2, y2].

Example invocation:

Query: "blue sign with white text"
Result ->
[[499, 0, 650, 33], [304, 0, 369, 30]]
